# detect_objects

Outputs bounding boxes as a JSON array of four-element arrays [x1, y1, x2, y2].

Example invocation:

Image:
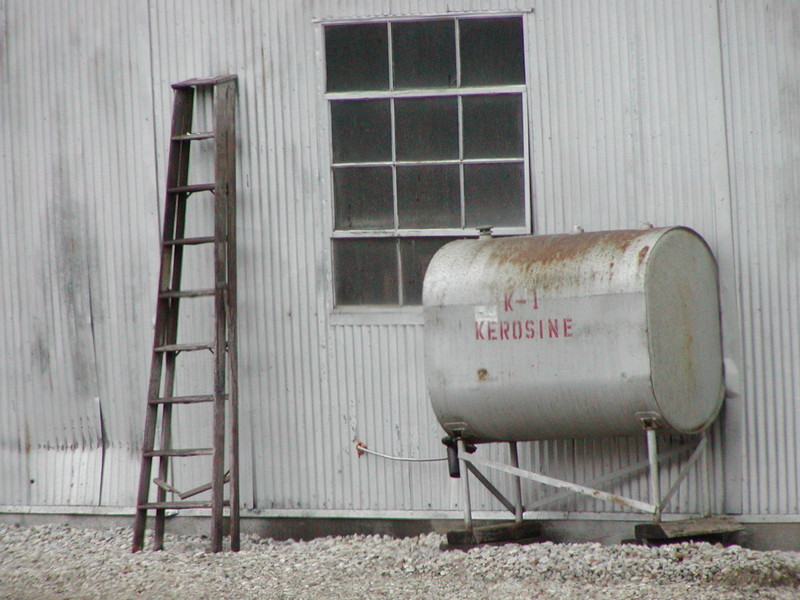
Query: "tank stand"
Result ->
[[650, 432, 713, 521], [447, 438, 540, 547], [458, 439, 473, 530], [451, 439, 526, 530], [509, 442, 524, 523], [450, 428, 715, 536], [634, 425, 744, 544], [642, 417, 662, 523]]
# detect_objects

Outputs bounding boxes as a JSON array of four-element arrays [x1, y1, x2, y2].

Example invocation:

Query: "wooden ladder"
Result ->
[[132, 75, 239, 553]]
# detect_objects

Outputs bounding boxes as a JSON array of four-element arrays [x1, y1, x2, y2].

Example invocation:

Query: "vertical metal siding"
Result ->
[[0, 1, 158, 506], [721, 0, 800, 515], [519, 0, 734, 514], [531, 0, 731, 233], [0, 0, 25, 505], [1, 0, 797, 523]]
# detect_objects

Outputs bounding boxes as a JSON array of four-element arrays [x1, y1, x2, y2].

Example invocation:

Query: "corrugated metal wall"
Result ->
[[0, 0, 158, 506], [525, 0, 737, 515], [720, 0, 800, 516], [1, 0, 798, 521]]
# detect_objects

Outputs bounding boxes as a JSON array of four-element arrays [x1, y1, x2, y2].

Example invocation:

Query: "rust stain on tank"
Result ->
[[486, 230, 647, 269], [638, 245, 650, 266], [477, 368, 489, 382]]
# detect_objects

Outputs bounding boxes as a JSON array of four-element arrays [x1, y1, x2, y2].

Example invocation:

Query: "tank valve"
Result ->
[[442, 437, 460, 478]]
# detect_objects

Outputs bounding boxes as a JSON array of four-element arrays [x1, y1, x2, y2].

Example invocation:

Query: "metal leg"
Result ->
[[508, 442, 524, 523], [700, 432, 712, 517], [458, 439, 473, 530], [646, 427, 661, 523]]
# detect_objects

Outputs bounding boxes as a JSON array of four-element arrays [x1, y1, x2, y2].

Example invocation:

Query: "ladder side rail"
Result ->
[[152, 166, 197, 548], [152, 274, 188, 549], [217, 79, 240, 551], [211, 221, 227, 553], [153, 350, 178, 550], [210, 80, 237, 552], [132, 88, 196, 552]]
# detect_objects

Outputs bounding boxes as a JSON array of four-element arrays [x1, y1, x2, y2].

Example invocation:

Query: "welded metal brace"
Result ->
[[456, 431, 711, 529]]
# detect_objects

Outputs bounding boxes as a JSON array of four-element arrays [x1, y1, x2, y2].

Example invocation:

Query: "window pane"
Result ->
[[397, 165, 460, 228], [334, 167, 394, 230], [392, 20, 456, 89], [325, 24, 389, 92], [463, 94, 524, 159], [395, 97, 458, 161], [331, 100, 391, 163], [460, 17, 525, 86], [334, 239, 398, 305], [464, 162, 526, 228], [400, 237, 457, 304]]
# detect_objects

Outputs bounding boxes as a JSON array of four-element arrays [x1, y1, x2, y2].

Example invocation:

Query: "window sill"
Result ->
[[330, 306, 424, 326]]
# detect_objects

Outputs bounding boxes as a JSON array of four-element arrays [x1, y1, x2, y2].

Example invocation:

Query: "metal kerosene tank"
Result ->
[[423, 227, 725, 443]]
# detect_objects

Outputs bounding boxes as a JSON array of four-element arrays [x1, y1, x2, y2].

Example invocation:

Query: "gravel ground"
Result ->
[[1, 524, 800, 599]]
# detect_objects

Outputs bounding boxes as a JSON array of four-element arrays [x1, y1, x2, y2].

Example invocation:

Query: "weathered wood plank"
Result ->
[[447, 521, 543, 548], [635, 516, 744, 542]]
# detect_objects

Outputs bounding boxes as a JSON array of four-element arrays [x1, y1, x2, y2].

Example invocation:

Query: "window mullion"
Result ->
[[455, 18, 462, 87], [522, 89, 532, 234], [387, 21, 395, 90], [458, 96, 465, 230], [388, 22, 402, 304], [325, 85, 525, 101], [388, 21, 399, 234], [455, 19, 466, 229], [390, 100, 399, 232], [396, 239, 404, 305]]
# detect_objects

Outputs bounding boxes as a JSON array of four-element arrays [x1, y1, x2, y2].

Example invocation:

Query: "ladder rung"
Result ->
[[153, 478, 181, 495], [155, 342, 213, 353], [159, 289, 216, 299], [150, 394, 223, 405], [163, 236, 216, 246], [139, 500, 230, 510], [172, 75, 237, 89], [180, 471, 231, 500], [167, 183, 215, 194], [172, 132, 215, 141], [145, 448, 214, 457]]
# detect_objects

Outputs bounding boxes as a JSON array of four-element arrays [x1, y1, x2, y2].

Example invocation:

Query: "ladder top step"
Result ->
[[155, 342, 213, 353], [150, 394, 225, 405], [168, 183, 215, 195], [139, 500, 230, 510], [145, 448, 214, 457], [172, 132, 215, 141], [159, 288, 216, 299], [172, 75, 238, 89]]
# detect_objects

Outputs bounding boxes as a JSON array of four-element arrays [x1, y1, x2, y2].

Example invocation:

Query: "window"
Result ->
[[325, 16, 530, 307]]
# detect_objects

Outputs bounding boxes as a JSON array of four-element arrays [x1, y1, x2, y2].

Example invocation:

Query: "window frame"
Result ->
[[321, 12, 533, 316]]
